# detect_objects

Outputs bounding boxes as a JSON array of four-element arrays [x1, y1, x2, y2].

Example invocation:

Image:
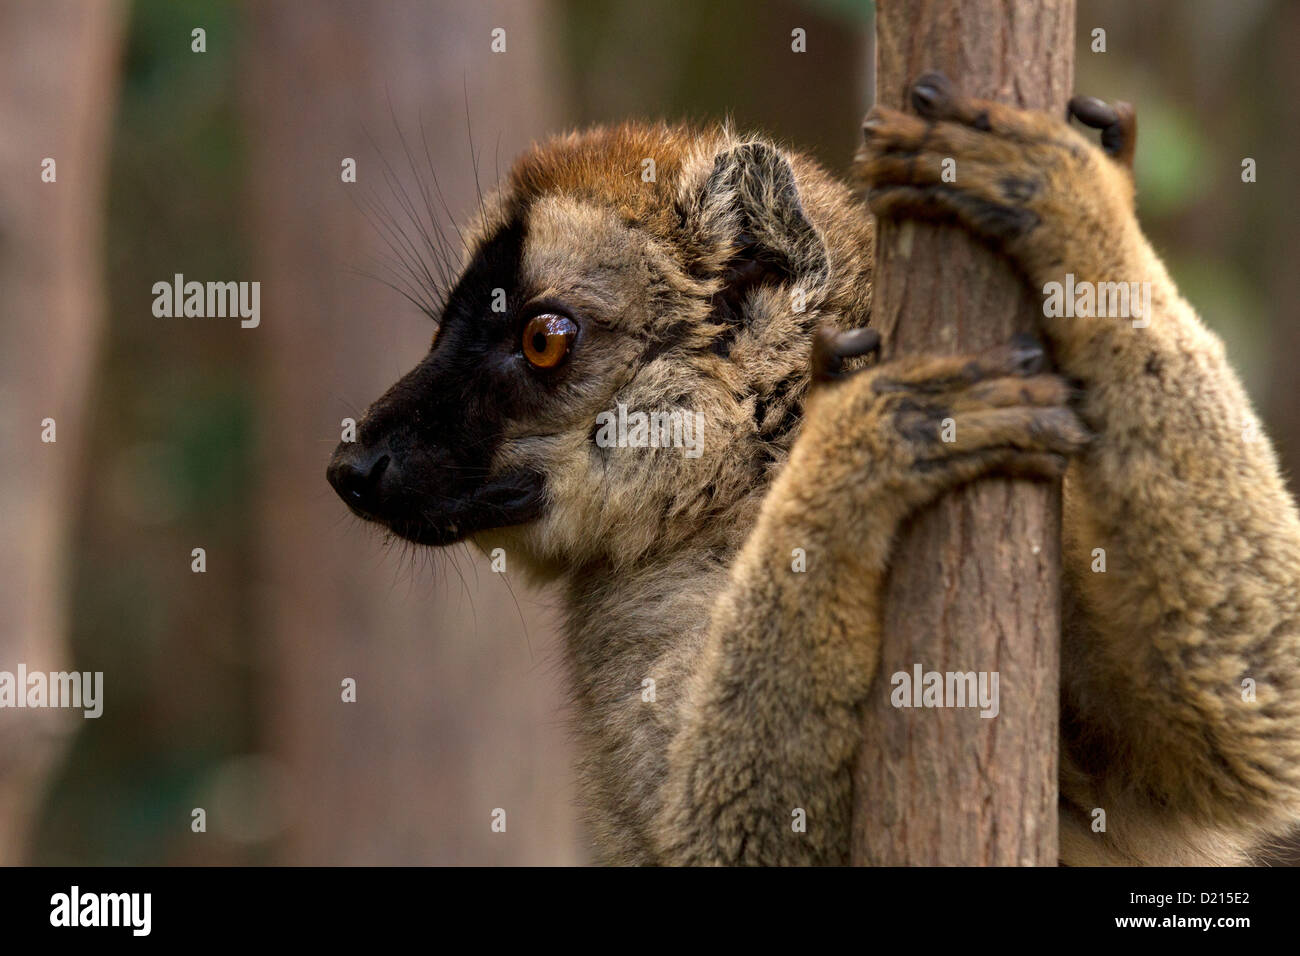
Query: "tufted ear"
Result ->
[[690, 141, 830, 320]]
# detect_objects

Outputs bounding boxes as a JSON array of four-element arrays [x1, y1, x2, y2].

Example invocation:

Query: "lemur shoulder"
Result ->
[[328, 74, 1300, 865]]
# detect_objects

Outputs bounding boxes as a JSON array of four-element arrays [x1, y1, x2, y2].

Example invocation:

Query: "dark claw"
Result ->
[[861, 109, 884, 140], [1006, 333, 1046, 375], [1068, 96, 1137, 169], [911, 71, 955, 119], [812, 325, 881, 383], [1067, 95, 1118, 129]]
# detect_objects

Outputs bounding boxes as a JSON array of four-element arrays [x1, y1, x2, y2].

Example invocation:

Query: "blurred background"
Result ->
[[0, 0, 1296, 865]]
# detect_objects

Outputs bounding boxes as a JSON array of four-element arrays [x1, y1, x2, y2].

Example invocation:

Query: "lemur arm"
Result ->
[[653, 329, 1088, 864], [858, 75, 1300, 863]]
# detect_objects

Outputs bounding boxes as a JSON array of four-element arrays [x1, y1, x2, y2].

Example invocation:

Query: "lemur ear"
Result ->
[[689, 142, 830, 315]]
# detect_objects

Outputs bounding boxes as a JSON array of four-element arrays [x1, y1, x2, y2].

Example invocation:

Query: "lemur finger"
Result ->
[[861, 105, 934, 150], [862, 104, 1020, 165], [872, 335, 1048, 394], [1107, 103, 1137, 168], [914, 448, 1071, 483], [910, 72, 1075, 148], [959, 406, 1091, 455], [866, 183, 1042, 245], [1068, 96, 1137, 170], [860, 148, 1022, 190], [991, 450, 1071, 482], [910, 405, 1092, 458], [812, 325, 881, 383], [958, 374, 1076, 411]]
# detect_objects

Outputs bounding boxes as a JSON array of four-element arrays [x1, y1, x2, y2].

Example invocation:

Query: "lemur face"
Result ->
[[327, 123, 872, 572], [326, 215, 550, 548]]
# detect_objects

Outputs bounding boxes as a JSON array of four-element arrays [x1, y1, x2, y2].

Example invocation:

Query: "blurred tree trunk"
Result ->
[[243, 0, 579, 863], [0, 0, 125, 863]]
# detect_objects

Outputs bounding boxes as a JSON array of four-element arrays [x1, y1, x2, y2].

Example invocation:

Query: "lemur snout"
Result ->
[[327, 443, 392, 518]]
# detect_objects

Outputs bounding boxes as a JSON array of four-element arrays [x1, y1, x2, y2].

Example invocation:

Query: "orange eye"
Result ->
[[521, 313, 577, 369]]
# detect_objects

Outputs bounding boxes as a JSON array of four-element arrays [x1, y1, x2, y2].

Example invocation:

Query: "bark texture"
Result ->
[[851, 0, 1075, 866]]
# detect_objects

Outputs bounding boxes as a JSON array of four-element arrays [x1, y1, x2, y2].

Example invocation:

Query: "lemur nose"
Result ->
[[327, 446, 391, 515]]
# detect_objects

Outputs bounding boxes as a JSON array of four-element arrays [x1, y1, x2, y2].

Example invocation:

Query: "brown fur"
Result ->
[[338, 96, 1300, 865]]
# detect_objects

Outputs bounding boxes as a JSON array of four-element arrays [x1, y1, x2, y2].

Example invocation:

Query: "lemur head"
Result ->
[[328, 121, 872, 579]]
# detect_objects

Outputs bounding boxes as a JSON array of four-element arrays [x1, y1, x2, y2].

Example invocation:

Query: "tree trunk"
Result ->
[[243, 0, 579, 864], [0, 0, 125, 864], [850, 0, 1074, 866]]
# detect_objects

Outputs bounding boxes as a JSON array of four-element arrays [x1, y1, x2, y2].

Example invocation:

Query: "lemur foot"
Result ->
[[805, 330, 1090, 506], [854, 72, 1139, 281]]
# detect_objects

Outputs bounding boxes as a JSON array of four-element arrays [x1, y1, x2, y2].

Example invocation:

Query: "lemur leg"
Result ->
[[857, 74, 1300, 863], [654, 331, 1088, 864]]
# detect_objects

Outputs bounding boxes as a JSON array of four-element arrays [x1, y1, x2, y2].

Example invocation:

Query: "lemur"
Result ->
[[327, 73, 1300, 865]]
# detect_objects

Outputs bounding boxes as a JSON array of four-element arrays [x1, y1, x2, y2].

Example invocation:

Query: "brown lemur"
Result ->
[[327, 73, 1300, 865]]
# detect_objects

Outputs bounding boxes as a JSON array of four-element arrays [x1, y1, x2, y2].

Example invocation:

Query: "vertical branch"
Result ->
[[850, 0, 1075, 865]]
